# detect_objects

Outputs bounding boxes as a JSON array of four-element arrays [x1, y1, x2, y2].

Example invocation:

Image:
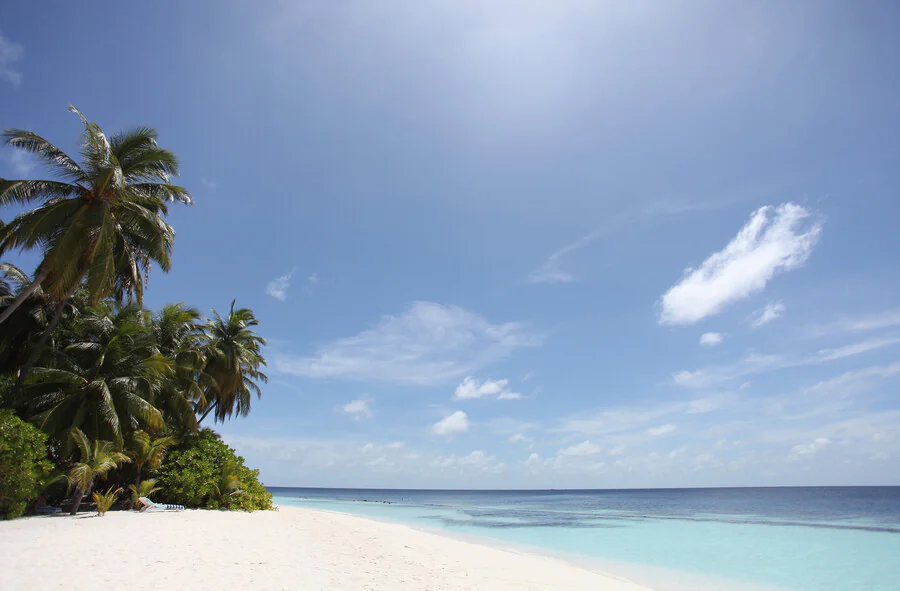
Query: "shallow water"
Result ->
[[269, 487, 900, 591]]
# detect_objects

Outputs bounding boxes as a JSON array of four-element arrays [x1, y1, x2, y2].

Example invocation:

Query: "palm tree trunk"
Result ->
[[196, 402, 217, 425], [14, 299, 66, 391], [129, 470, 142, 511], [0, 268, 49, 326], [70, 486, 84, 516]]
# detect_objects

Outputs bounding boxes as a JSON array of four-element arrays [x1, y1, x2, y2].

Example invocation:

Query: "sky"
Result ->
[[2, 0, 900, 489]]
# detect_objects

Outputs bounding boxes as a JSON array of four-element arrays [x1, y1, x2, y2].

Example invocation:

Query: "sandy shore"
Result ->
[[0, 506, 653, 590]]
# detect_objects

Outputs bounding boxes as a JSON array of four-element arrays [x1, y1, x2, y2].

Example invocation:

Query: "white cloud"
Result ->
[[0, 33, 23, 88], [528, 232, 596, 284], [790, 437, 830, 458], [527, 202, 739, 287], [454, 376, 522, 400], [673, 369, 712, 388], [302, 272, 319, 295], [699, 332, 723, 347], [275, 302, 541, 385], [560, 402, 684, 437], [431, 411, 470, 436], [659, 203, 822, 326], [525, 452, 543, 467], [669, 446, 687, 458], [673, 336, 900, 388], [812, 309, 900, 336], [508, 433, 531, 444], [6, 149, 35, 177], [340, 398, 373, 420], [687, 398, 717, 413], [558, 440, 602, 456], [201, 177, 217, 189], [802, 362, 900, 398], [385, 441, 406, 450], [752, 302, 785, 327], [817, 337, 900, 362], [455, 376, 501, 398], [265, 268, 296, 301], [646, 424, 676, 437], [433, 450, 502, 473]]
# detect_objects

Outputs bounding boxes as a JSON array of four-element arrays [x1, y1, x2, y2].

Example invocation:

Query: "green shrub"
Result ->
[[0, 409, 54, 518], [155, 429, 272, 511]]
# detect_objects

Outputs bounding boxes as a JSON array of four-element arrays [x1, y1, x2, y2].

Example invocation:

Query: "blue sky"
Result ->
[[2, 1, 900, 488]]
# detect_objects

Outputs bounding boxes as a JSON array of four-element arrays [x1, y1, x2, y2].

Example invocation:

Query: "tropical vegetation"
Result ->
[[156, 429, 273, 511], [0, 107, 272, 517], [0, 409, 54, 518]]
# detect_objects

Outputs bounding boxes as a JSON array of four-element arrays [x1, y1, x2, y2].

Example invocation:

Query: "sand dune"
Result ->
[[0, 506, 653, 590]]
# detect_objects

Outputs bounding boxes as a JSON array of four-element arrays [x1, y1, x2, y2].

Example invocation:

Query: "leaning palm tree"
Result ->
[[197, 301, 268, 424], [67, 427, 130, 515], [0, 106, 191, 376], [127, 430, 177, 491]]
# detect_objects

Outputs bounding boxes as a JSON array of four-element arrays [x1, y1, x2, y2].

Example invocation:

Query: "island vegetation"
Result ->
[[0, 106, 272, 518]]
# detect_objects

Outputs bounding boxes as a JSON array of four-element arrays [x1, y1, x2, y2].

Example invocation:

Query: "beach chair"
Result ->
[[138, 497, 185, 512]]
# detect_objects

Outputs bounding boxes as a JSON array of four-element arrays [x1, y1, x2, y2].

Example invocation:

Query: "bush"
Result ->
[[0, 409, 54, 518], [155, 429, 272, 511]]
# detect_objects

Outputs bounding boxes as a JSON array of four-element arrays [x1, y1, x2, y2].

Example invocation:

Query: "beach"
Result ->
[[0, 506, 652, 591]]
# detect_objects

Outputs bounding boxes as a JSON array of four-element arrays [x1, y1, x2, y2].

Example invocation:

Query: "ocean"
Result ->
[[269, 486, 900, 591]]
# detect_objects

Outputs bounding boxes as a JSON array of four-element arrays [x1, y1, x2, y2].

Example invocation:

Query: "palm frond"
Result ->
[[2, 128, 86, 182], [93, 486, 120, 515], [0, 179, 80, 208]]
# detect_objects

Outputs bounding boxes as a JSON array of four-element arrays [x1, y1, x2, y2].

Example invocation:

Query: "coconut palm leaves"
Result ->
[[0, 264, 50, 374], [18, 304, 170, 445], [128, 478, 161, 509], [127, 430, 177, 490], [0, 105, 191, 326], [197, 301, 268, 424], [93, 486, 121, 516], [214, 459, 246, 508], [151, 303, 208, 434], [67, 428, 130, 515]]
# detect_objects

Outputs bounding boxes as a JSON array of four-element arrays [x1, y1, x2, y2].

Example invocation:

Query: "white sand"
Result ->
[[0, 506, 654, 590]]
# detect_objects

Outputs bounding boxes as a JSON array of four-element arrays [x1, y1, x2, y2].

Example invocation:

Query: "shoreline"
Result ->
[[272, 502, 788, 591], [276, 503, 652, 588], [0, 505, 654, 590]]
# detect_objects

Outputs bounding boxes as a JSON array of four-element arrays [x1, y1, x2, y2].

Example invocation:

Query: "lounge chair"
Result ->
[[138, 497, 185, 512]]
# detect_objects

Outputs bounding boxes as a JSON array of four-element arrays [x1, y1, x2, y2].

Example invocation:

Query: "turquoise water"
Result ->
[[270, 487, 900, 591]]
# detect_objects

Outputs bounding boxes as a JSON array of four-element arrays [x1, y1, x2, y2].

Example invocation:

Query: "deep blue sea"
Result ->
[[269, 486, 900, 591]]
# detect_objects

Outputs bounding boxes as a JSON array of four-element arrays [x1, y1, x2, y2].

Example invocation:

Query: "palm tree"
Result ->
[[67, 428, 130, 515], [0, 105, 191, 380], [151, 303, 208, 434], [0, 263, 51, 374], [128, 478, 161, 510], [17, 303, 170, 445], [127, 430, 177, 491], [213, 459, 246, 508], [197, 301, 268, 424]]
